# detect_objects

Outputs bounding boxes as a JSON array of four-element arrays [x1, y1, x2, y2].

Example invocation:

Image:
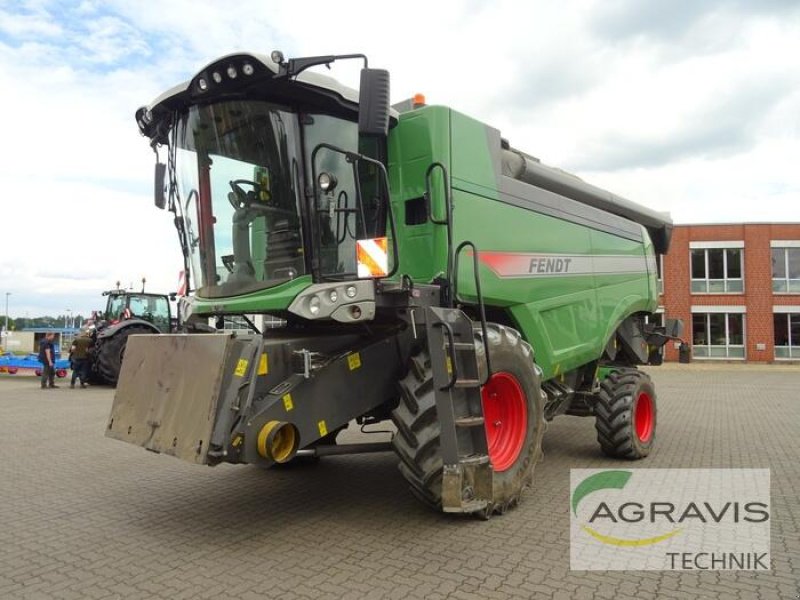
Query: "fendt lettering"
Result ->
[[107, 49, 681, 517], [529, 257, 572, 274]]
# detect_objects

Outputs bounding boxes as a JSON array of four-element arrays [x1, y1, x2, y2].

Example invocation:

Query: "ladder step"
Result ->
[[447, 342, 475, 351], [459, 454, 490, 466], [455, 416, 485, 427], [453, 379, 481, 388]]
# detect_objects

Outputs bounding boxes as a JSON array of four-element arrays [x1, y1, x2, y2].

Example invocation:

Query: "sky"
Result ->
[[1, 0, 799, 318]]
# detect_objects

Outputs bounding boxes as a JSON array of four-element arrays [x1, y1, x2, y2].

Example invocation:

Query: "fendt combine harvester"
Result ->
[[108, 51, 682, 516]]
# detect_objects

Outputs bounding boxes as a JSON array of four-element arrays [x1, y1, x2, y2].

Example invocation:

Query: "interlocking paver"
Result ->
[[1, 363, 799, 599]]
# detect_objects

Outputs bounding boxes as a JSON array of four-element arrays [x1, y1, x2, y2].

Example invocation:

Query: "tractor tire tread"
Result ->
[[594, 368, 656, 459]]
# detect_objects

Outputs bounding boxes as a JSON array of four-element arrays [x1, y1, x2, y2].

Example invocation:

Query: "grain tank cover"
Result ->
[[502, 149, 672, 254]]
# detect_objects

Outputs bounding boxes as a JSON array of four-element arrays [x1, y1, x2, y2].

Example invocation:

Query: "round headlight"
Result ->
[[317, 172, 338, 193], [346, 286, 357, 298], [212, 71, 222, 83], [242, 63, 254, 76], [329, 290, 338, 303], [309, 296, 320, 315], [227, 65, 237, 79], [198, 78, 208, 91]]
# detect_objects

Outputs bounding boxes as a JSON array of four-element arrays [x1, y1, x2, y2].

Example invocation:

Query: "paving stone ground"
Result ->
[[0, 363, 798, 599]]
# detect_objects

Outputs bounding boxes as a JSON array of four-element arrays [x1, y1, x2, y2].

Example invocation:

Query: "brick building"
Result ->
[[658, 223, 800, 362]]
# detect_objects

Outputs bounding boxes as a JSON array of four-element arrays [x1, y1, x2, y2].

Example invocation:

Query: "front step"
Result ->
[[455, 416, 485, 427], [453, 379, 481, 388], [425, 306, 493, 513]]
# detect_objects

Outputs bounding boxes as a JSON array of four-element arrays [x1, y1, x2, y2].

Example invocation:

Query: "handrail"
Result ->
[[433, 321, 459, 391], [424, 162, 454, 307], [453, 241, 491, 384]]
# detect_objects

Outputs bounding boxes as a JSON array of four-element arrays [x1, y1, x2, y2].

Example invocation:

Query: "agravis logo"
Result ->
[[570, 469, 771, 571], [572, 470, 682, 547]]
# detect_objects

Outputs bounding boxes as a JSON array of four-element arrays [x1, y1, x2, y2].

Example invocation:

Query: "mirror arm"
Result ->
[[279, 54, 368, 78]]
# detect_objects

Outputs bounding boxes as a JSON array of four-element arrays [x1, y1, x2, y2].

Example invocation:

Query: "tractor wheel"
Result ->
[[594, 368, 657, 459], [391, 323, 544, 515], [94, 326, 153, 386]]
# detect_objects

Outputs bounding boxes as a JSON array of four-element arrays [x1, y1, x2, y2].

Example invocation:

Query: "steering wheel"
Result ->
[[228, 179, 261, 210], [227, 179, 297, 219]]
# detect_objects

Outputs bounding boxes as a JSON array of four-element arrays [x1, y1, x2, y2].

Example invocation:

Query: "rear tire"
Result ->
[[594, 368, 656, 459], [391, 323, 544, 515], [94, 326, 153, 386]]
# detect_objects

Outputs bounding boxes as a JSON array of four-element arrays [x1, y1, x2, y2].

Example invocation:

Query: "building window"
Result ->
[[690, 248, 743, 293], [692, 312, 745, 358], [656, 255, 664, 295], [644, 311, 665, 328], [774, 313, 800, 359], [771, 247, 800, 293]]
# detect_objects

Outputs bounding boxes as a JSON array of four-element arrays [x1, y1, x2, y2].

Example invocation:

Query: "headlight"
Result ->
[[346, 286, 357, 298], [317, 172, 338, 193], [309, 296, 320, 315], [329, 290, 338, 303]]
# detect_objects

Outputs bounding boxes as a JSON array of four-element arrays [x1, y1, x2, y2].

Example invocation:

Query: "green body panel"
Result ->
[[191, 276, 313, 314], [387, 107, 452, 282], [388, 107, 658, 381]]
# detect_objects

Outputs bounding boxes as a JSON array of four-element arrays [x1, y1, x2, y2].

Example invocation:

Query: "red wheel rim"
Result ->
[[481, 371, 528, 472], [634, 391, 654, 443]]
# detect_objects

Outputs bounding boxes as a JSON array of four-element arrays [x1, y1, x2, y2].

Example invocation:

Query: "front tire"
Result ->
[[594, 368, 657, 459], [391, 323, 545, 515]]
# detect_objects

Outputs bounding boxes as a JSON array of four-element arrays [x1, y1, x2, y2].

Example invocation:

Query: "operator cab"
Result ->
[[140, 52, 396, 302]]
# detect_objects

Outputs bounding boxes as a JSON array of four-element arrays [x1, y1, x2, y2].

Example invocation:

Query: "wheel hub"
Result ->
[[481, 371, 528, 472], [634, 391, 654, 443]]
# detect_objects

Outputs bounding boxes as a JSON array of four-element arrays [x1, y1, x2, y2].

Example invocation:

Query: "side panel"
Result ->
[[446, 110, 656, 380], [590, 226, 656, 357], [387, 107, 452, 282]]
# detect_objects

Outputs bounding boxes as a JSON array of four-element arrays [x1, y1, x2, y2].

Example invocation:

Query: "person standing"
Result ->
[[69, 330, 92, 388], [39, 332, 58, 389]]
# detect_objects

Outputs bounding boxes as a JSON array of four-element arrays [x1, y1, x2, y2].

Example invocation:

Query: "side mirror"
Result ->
[[358, 68, 390, 137], [154, 162, 167, 209], [664, 318, 684, 339]]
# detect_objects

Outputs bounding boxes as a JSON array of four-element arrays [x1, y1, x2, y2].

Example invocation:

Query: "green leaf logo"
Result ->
[[572, 470, 632, 516]]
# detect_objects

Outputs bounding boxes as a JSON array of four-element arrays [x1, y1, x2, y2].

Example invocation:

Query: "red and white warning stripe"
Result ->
[[177, 269, 187, 297], [356, 237, 389, 278]]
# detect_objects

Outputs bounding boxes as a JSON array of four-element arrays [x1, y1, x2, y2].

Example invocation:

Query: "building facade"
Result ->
[[659, 223, 800, 362]]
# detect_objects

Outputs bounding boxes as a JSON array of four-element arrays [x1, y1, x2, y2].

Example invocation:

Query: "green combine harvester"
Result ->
[[107, 51, 682, 516]]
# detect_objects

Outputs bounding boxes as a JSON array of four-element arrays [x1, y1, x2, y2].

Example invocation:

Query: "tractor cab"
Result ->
[[101, 291, 172, 333]]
